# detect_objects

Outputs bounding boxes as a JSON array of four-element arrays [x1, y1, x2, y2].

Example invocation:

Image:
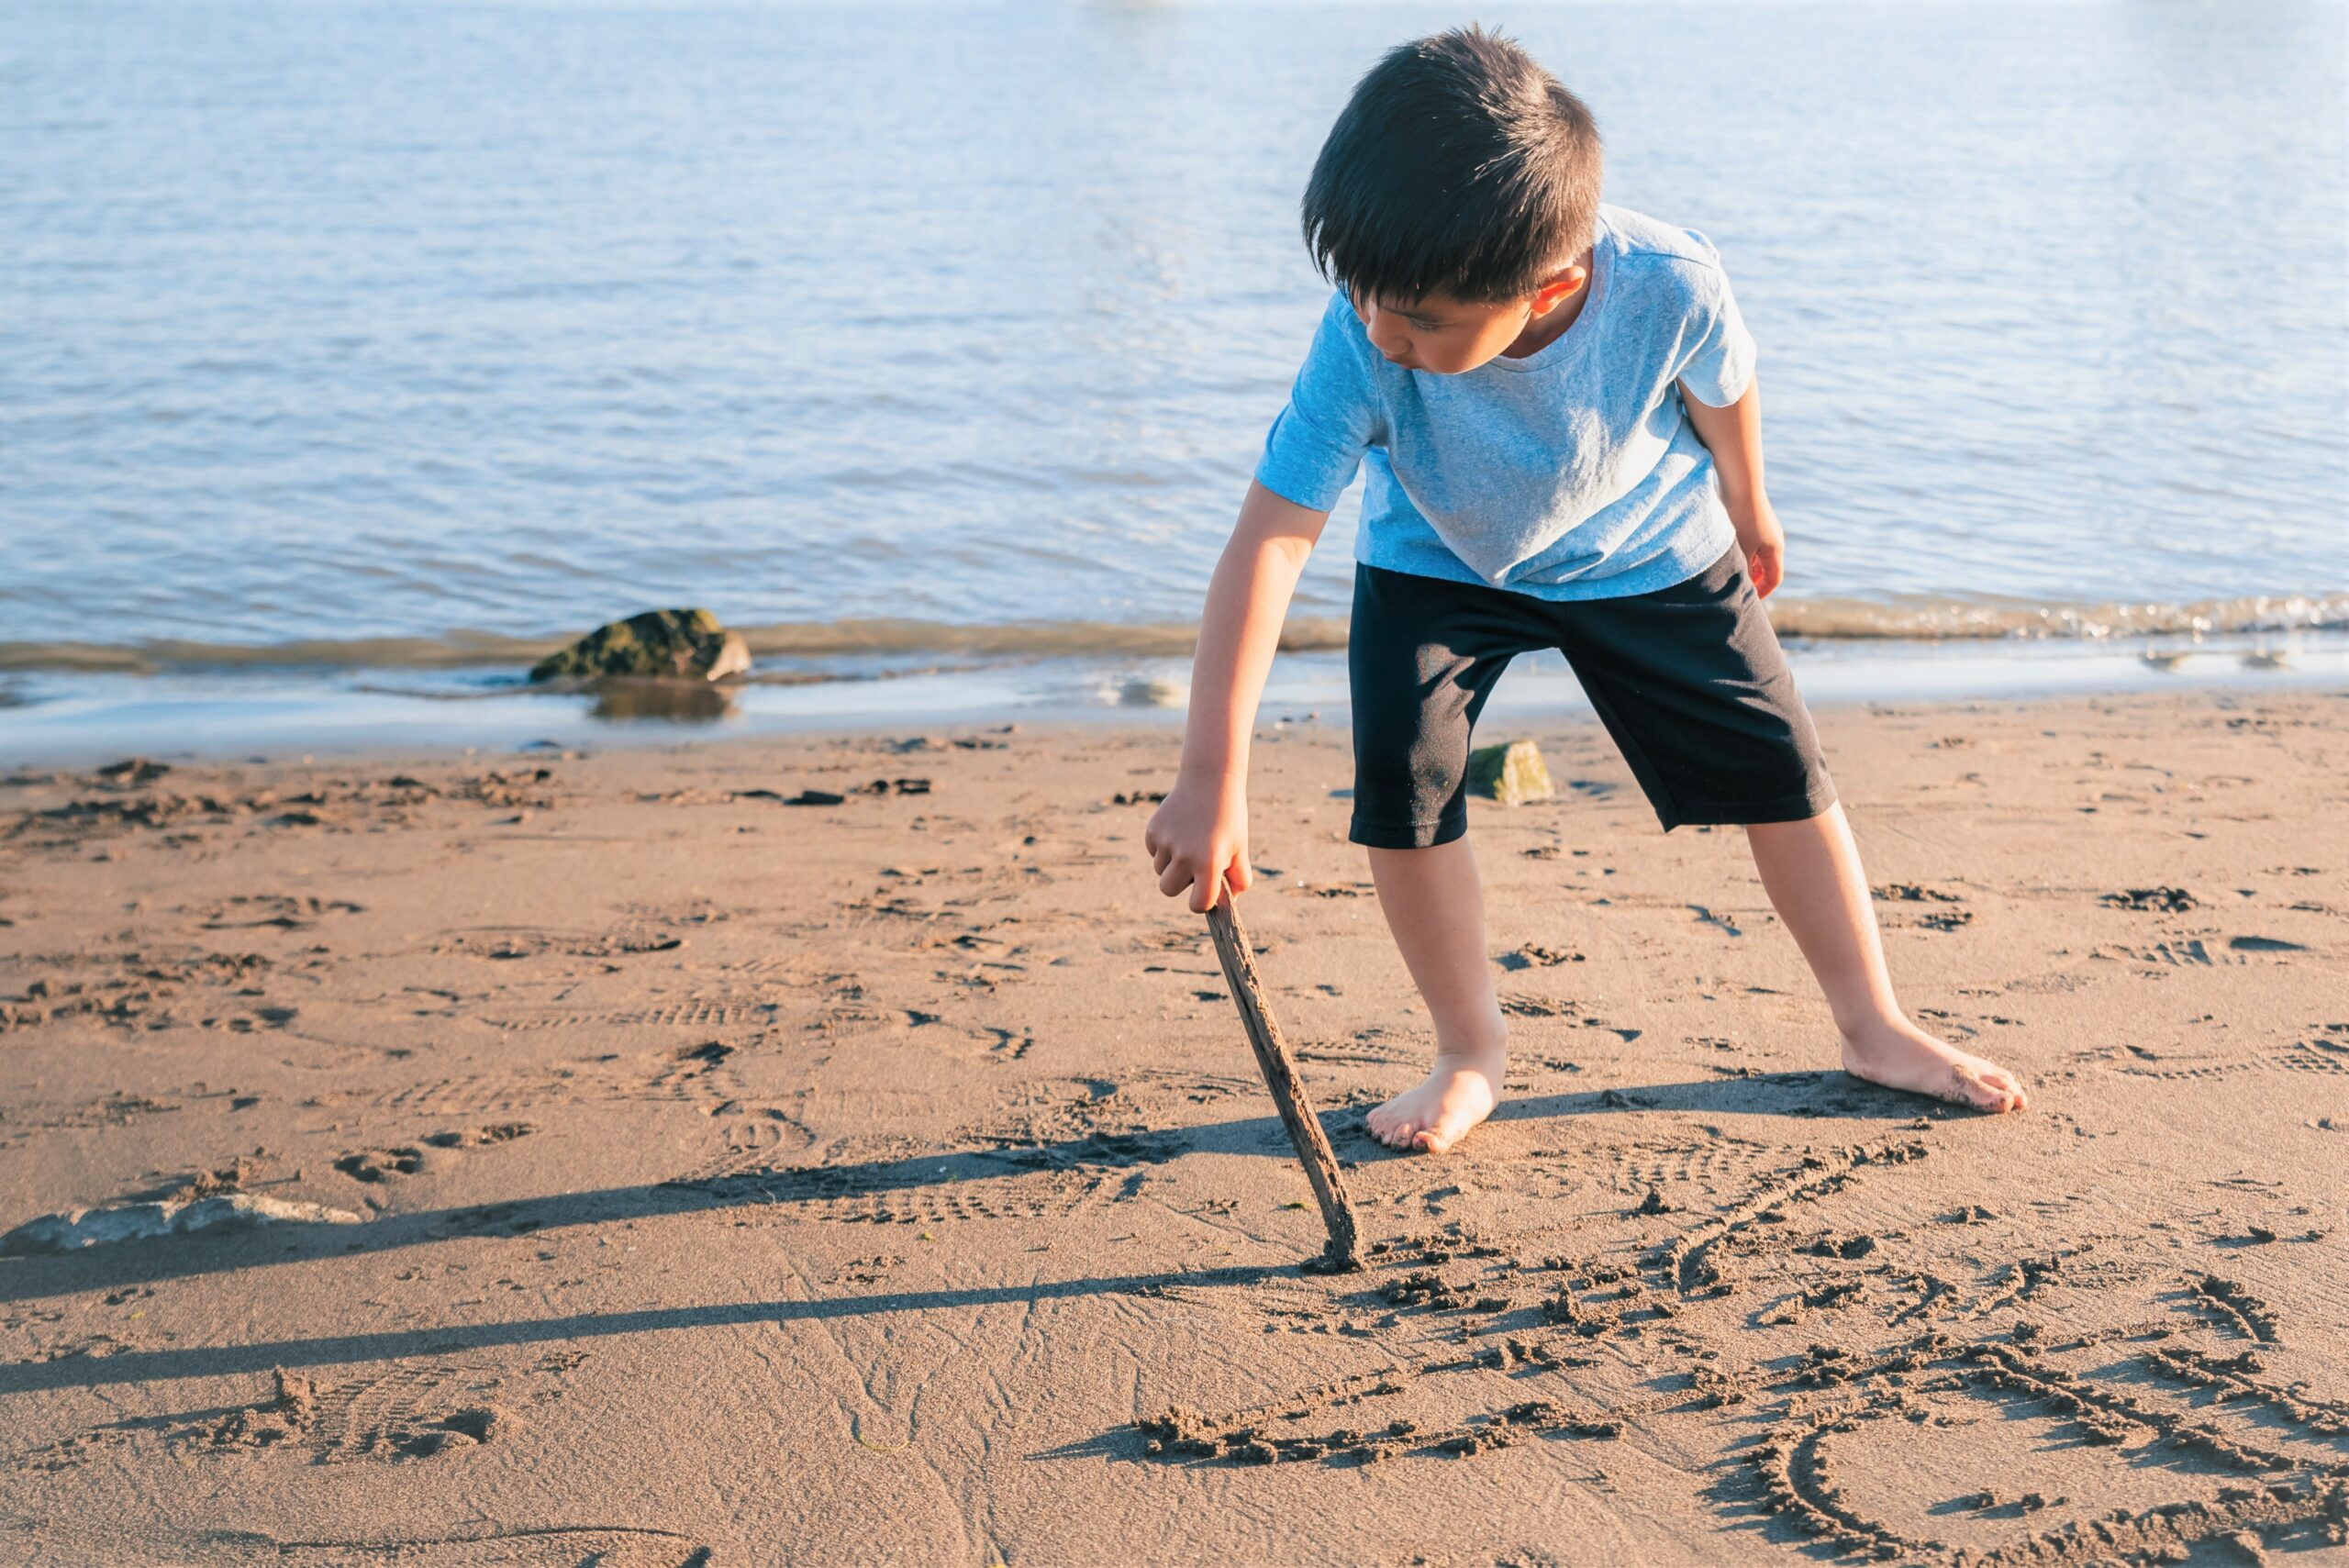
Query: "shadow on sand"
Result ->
[[0, 1069, 1949, 1396]]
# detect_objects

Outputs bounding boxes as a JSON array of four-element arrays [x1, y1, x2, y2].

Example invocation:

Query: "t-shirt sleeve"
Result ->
[[1671, 233, 1758, 408], [1253, 295, 1381, 512]]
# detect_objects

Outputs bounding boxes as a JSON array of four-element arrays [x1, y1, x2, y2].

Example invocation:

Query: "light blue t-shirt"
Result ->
[[1255, 204, 1758, 600]]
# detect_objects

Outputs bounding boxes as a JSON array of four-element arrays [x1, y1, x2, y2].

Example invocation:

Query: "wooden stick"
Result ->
[[1204, 897, 1363, 1270]]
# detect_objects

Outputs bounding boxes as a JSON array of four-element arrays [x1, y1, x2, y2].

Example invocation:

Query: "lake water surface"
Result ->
[[3, 0, 2344, 720]]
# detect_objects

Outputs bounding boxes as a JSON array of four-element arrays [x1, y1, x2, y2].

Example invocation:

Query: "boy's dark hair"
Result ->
[[1301, 27, 1602, 306]]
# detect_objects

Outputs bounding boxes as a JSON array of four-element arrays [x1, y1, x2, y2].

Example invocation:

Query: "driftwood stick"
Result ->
[[1204, 898, 1363, 1270]]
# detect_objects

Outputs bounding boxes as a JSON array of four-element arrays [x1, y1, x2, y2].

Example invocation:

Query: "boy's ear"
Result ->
[[1530, 264, 1589, 315]]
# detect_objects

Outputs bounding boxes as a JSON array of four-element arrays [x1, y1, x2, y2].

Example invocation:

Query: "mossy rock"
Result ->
[[529, 609, 751, 684], [1466, 740, 1554, 806]]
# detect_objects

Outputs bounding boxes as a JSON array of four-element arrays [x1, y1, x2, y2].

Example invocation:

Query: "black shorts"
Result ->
[[1347, 547, 1836, 847]]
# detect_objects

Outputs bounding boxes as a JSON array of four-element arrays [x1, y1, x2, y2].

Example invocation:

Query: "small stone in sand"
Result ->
[[1466, 740, 1555, 806]]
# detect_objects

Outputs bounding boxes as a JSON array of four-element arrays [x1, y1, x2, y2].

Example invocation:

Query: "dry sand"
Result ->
[[0, 688, 2344, 1566]]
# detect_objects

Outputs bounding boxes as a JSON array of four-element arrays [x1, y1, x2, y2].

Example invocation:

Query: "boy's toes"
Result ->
[[1952, 1063, 2025, 1115], [1979, 1065, 2029, 1111], [1417, 1112, 1467, 1153]]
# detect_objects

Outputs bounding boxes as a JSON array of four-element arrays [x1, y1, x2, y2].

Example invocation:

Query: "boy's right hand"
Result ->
[[1144, 776, 1252, 913]]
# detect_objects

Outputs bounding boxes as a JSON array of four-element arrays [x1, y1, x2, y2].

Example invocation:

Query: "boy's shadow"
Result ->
[[1477, 1067, 1947, 1139]]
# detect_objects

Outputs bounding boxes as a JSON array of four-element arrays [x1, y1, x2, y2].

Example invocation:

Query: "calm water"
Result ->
[[3, 0, 2345, 673]]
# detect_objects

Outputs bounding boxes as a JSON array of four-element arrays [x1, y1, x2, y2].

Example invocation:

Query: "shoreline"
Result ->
[[6, 585, 2343, 675], [3, 625, 2344, 768], [2, 685, 2343, 1562]]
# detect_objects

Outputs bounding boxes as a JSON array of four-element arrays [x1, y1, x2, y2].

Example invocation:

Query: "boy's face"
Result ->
[[1350, 263, 1591, 374]]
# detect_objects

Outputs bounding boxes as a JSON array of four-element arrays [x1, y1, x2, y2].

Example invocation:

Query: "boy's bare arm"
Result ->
[[1145, 480, 1330, 911], [1678, 374, 1785, 597]]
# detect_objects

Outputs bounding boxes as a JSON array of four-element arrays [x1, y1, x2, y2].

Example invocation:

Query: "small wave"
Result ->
[[1766, 593, 2348, 641], [0, 632, 572, 675], [0, 595, 2340, 674], [737, 617, 1353, 659]]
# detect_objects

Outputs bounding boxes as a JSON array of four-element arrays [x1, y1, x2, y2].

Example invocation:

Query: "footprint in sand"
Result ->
[[2099, 886, 2199, 913], [184, 894, 364, 929], [374, 1041, 749, 1118], [333, 1124, 535, 1184], [1497, 943, 1584, 971], [333, 1146, 427, 1184]]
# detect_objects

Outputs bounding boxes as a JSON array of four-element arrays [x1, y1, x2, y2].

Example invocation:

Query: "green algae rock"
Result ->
[[529, 608, 751, 684], [1467, 740, 1555, 806]]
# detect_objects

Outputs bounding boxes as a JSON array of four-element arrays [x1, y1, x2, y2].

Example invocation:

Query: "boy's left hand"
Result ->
[[1733, 499, 1786, 598]]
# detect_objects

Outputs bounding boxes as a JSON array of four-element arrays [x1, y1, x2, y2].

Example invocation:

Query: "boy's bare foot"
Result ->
[[1840, 1017, 2029, 1114], [1365, 1044, 1505, 1152]]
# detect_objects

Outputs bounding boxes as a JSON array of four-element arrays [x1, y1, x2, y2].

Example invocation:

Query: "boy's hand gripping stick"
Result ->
[[1203, 896, 1364, 1270]]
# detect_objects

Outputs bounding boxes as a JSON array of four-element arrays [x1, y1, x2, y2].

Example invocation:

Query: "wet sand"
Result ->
[[1, 688, 2344, 1565]]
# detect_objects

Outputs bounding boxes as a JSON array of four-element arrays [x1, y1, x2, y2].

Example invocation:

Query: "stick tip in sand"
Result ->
[[1202, 897, 1364, 1271]]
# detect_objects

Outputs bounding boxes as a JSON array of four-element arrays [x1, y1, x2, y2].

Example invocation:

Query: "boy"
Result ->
[[1144, 27, 2028, 1153]]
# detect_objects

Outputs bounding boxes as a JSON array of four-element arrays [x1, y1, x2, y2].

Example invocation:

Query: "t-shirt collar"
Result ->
[[1475, 210, 1615, 375]]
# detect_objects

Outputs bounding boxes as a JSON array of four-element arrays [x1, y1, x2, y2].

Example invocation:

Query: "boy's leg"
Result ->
[[1551, 549, 2026, 1115], [1363, 837, 1510, 1152], [1344, 564, 1541, 1154], [1747, 804, 2027, 1113]]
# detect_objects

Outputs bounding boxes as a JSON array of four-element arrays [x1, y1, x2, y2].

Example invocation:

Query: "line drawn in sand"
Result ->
[[1733, 1335, 2349, 1563], [1096, 1127, 2349, 1562], [243, 1525, 707, 1567]]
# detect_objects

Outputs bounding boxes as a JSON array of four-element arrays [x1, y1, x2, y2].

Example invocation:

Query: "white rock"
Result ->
[[1, 1194, 365, 1257]]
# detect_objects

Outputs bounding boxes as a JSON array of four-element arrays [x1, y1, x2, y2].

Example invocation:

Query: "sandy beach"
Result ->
[[2, 686, 2345, 1565]]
